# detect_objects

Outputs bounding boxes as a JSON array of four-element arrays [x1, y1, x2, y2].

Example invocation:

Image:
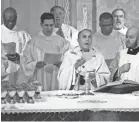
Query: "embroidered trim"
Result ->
[[2, 108, 139, 114]]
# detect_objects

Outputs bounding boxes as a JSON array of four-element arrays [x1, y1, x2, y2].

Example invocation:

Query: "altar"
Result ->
[[1, 90, 139, 121]]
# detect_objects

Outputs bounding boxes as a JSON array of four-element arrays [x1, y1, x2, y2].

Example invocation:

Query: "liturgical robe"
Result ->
[[115, 26, 128, 35], [58, 46, 111, 90], [110, 48, 139, 82], [21, 31, 69, 91], [54, 23, 79, 49], [93, 30, 126, 60], [1, 24, 31, 54], [1, 24, 31, 84]]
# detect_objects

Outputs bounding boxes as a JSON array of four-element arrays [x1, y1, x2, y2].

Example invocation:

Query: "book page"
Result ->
[[123, 80, 139, 85], [106, 80, 123, 87], [94, 80, 123, 92], [44, 53, 62, 64], [94, 80, 139, 92], [82, 52, 92, 61], [2, 42, 16, 54]]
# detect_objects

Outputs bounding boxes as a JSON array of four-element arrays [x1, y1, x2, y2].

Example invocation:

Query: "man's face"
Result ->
[[99, 18, 113, 35], [78, 30, 92, 52], [41, 19, 54, 36], [3, 12, 17, 30], [113, 10, 125, 30], [126, 29, 138, 49], [51, 8, 65, 28]]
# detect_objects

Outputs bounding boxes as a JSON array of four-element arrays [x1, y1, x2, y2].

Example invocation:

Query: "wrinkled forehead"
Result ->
[[43, 19, 55, 25], [114, 10, 125, 16], [79, 30, 92, 37], [52, 8, 65, 14], [4, 11, 17, 19], [100, 18, 113, 25], [126, 28, 139, 37]]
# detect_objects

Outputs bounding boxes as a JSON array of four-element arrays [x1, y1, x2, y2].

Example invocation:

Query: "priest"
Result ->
[[21, 13, 69, 91], [1, 7, 31, 55], [1, 7, 31, 84], [58, 29, 111, 90], [93, 12, 126, 67], [50, 6, 79, 49], [110, 27, 139, 82], [112, 8, 128, 35]]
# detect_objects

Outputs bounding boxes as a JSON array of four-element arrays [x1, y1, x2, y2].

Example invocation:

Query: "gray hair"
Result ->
[[112, 8, 126, 18], [50, 6, 65, 13]]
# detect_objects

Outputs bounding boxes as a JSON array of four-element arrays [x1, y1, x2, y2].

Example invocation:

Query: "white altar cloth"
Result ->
[[2, 90, 139, 114]]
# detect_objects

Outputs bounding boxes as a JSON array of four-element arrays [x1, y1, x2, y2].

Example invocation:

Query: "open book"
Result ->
[[95, 80, 139, 92], [44, 53, 62, 64], [82, 52, 92, 61], [2, 42, 16, 54]]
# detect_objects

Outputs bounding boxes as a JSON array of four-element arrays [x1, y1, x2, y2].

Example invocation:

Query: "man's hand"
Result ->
[[119, 63, 131, 75], [36, 61, 46, 69], [6, 53, 20, 61], [75, 58, 86, 70], [53, 61, 62, 68]]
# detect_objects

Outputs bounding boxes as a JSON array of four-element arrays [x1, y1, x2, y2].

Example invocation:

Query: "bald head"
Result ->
[[3, 7, 17, 30], [3, 7, 17, 17], [126, 27, 139, 49], [78, 29, 92, 52], [127, 27, 139, 36]]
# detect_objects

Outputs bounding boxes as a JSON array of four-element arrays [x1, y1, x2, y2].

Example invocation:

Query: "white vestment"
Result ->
[[54, 24, 79, 49], [115, 26, 128, 35], [58, 46, 111, 90], [93, 30, 126, 60], [110, 49, 139, 82], [21, 31, 69, 91], [1, 24, 31, 84], [1, 24, 31, 54]]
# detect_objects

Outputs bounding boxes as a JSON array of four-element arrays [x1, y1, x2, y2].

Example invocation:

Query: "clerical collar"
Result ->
[[40, 31, 56, 37], [127, 47, 139, 55]]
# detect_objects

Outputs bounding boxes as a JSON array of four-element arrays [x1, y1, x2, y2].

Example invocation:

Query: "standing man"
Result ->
[[93, 12, 125, 66], [21, 13, 69, 91], [1, 7, 31, 55], [58, 29, 110, 90], [50, 6, 79, 49], [110, 27, 139, 82], [112, 8, 128, 35], [1, 7, 31, 84]]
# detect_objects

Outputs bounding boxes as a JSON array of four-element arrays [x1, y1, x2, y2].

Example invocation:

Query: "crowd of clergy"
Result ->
[[1, 6, 139, 91]]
